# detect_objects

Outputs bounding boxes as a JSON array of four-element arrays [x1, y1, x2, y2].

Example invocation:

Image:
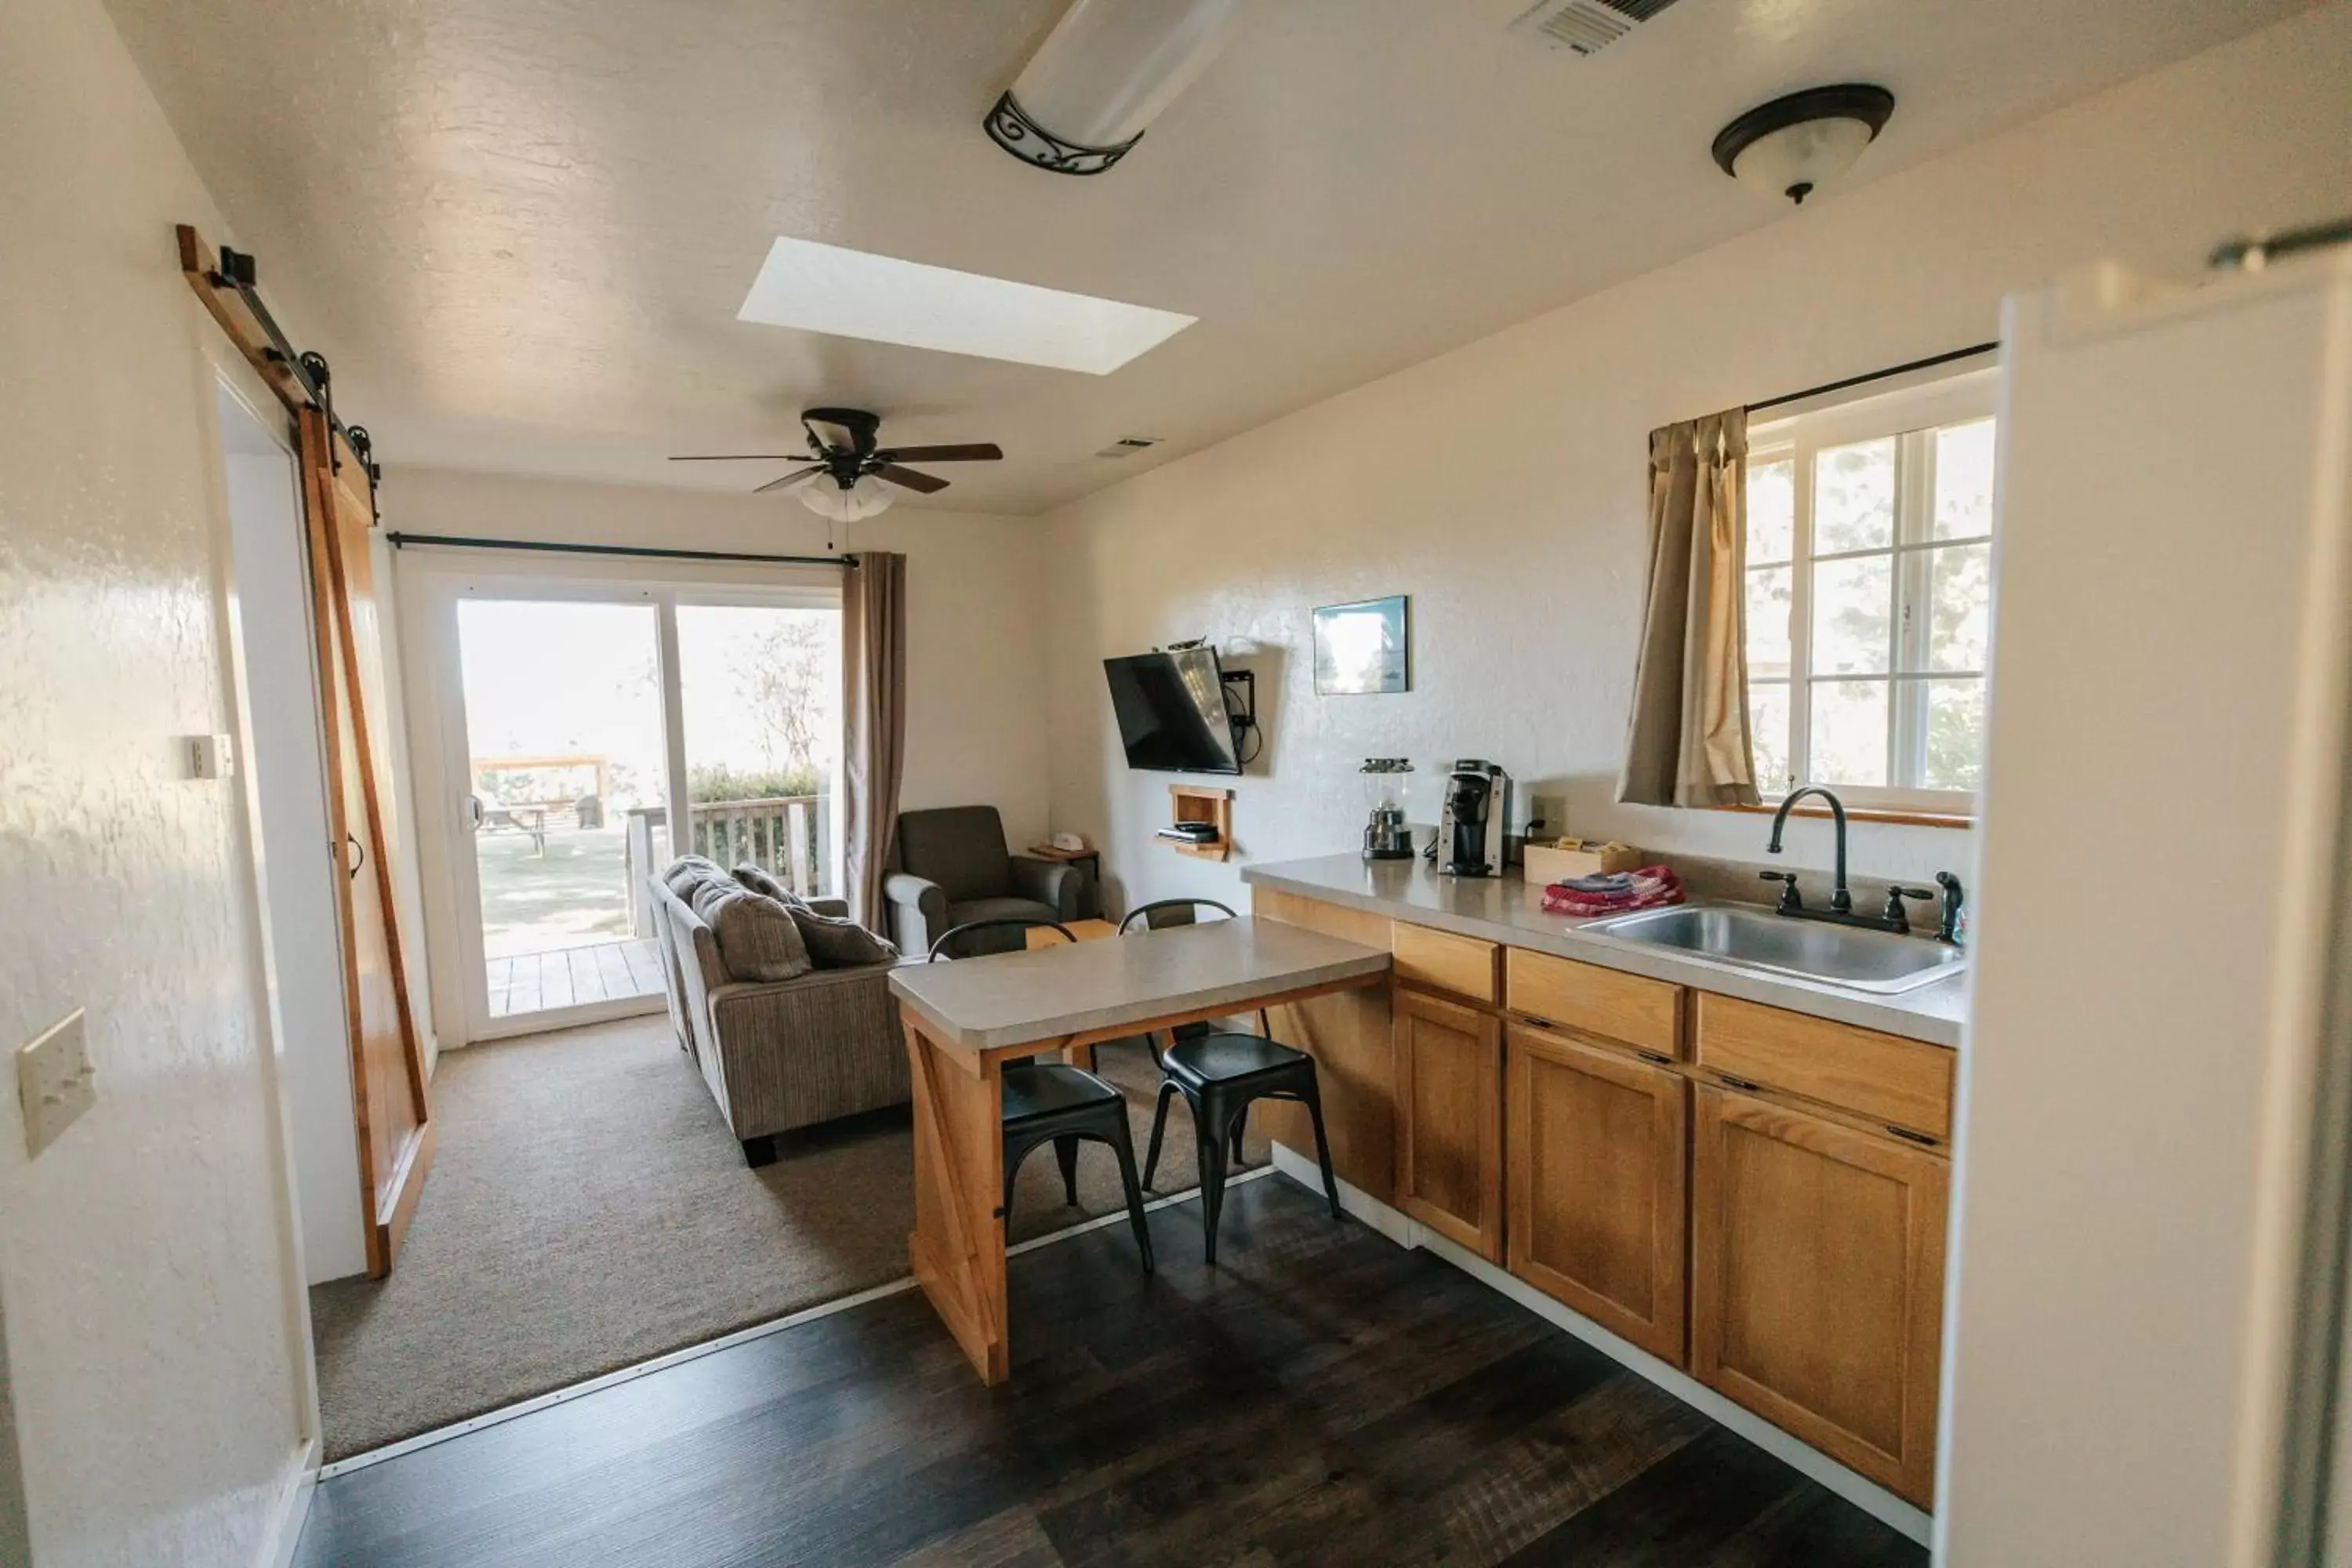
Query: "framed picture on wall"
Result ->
[[1312, 595, 1410, 695]]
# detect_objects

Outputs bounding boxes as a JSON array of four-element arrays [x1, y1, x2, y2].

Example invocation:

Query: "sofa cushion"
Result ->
[[688, 879, 812, 983]]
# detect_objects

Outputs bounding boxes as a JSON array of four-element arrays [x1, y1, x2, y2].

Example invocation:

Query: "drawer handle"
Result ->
[[1716, 1073, 1762, 1092], [1886, 1126, 1941, 1147], [1518, 1013, 1556, 1029], [1636, 1049, 1671, 1065]]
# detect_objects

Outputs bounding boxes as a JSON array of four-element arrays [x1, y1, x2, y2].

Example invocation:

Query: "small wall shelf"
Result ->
[[1167, 784, 1235, 862]]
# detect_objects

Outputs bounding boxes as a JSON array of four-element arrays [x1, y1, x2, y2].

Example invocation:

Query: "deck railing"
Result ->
[[624, 794, 833, 934]]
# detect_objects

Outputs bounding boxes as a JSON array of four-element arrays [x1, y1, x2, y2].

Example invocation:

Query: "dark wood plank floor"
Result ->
[[295, 1176, 1925, 1567]]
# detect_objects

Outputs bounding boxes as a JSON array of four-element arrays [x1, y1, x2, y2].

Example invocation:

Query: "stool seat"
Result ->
[[1163, 1032, 1308, 1088], [1002, 1062, 1123, 1123]]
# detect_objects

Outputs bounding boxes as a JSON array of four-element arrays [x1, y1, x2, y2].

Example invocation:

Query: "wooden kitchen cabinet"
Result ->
[[1690, 1083, 1949, 1508], [1507, 1024, 1687, 1364], [1394, 985, 1504, 1261], [1255, 888, 1399, 1202]]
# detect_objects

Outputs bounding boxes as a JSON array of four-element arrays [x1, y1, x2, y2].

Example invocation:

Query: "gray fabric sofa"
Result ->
[[883, 804, 1083, 957], [646, 869, 909, 1165]]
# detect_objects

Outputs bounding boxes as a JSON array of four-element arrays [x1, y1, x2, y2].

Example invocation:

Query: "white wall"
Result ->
[[1041, 3, 2352, 916], [0, 0, 315, 1559]]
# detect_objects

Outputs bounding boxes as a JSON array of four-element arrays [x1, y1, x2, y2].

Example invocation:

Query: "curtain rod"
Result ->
[[1746, 340, 2000, 416], [384, 532, 857, 568]]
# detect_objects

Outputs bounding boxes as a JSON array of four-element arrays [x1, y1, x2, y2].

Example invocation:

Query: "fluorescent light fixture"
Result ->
[[736, 236, 1195, 375]]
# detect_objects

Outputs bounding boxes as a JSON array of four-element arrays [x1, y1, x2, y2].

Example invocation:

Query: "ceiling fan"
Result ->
[[670, 407, 1003, 524]]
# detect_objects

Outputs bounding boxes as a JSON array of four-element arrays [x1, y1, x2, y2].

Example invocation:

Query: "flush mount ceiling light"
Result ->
[[737, 235, 1194, 374], [984, 0, 1243, 176], [1712, 84, 1896, 205]]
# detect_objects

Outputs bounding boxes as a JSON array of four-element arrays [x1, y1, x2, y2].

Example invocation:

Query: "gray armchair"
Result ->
[[884, 805, 1081, 956]]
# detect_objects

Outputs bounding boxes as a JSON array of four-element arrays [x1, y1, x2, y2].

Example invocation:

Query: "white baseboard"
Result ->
[[260, 1437, 318, 1568], [1267, 1143, 1933, 1548]]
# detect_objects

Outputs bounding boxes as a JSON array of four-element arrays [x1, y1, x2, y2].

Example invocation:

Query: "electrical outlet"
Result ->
[[18, 1009, 95, 1159]]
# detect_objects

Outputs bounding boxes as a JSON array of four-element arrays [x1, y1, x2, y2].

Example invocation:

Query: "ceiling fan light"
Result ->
[[985, 0, 1243, 176], [798, 474, 896, 523], [1712, 85, 1895, 205]]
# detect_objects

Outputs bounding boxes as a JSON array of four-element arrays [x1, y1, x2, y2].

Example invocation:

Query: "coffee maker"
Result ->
[[1439, 759, 1510, 877]]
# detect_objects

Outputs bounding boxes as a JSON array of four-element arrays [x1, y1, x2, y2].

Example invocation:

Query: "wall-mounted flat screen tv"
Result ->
[[1103, 647, 1241, 775]]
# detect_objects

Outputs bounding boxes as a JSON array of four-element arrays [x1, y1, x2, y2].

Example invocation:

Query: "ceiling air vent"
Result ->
[[1094, 436, 1163, 459], [1510, 0, 1681, 56]]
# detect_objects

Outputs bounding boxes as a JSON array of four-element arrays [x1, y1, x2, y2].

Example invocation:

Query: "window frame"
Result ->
[[1744, 371, 1997, 818]]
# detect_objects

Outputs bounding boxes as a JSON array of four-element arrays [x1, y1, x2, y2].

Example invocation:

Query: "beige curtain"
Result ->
[[1618, 409, 1760, 808], [841, 550, 907, 927]]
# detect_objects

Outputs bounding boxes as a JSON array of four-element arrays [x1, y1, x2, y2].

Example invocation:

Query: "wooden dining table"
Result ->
[[887, 916, 1392, 1384]]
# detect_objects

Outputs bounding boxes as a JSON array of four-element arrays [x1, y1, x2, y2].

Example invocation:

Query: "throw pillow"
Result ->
[[786, 901, 898, 967], [688, 879, 812, 983], [662, 855, 724, 895], [731, 862, 804, 908]]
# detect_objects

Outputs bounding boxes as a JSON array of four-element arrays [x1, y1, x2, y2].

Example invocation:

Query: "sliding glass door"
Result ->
[[456, 598, 672, 1022], [416, 567, 842, 1040], [674, 602, 844, 900]]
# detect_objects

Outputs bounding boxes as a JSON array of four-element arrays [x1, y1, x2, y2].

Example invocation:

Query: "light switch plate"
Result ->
[[18, 1009, 95, 1159], [185, 733, 235, 779]]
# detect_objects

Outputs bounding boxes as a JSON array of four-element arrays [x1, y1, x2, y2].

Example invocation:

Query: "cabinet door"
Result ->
[[1691, 1085, 1948, 1508], [1394, 987, 1504, 1260], [1507, 1026, 1688, 1365]]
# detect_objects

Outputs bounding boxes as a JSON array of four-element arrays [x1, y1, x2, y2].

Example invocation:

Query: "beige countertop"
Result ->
[[887, 915, 1392, 1054], [1241, 854, 1969, 1049]]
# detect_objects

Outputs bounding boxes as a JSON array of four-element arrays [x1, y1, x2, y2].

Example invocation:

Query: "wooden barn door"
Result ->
[[299, 408, 434, 1276]]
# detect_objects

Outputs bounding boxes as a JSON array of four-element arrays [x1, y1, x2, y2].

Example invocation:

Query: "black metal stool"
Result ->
[[1123, 900, 1343, 1265], [928, 918, 1154, 1274]]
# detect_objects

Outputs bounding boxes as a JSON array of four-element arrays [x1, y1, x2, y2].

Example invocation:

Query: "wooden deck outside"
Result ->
[[488, 938, 665, 1018]]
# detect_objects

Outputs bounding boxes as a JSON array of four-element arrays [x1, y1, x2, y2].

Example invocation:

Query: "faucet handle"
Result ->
[[1759, 870, 1802, 913], [1882, 884, 1935, 927]]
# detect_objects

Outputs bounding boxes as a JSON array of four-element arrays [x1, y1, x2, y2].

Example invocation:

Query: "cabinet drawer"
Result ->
[[1693, 993, 1954, 1143], [1505, 948, 1682, 1058], [1392, 921, 1500, 1005]]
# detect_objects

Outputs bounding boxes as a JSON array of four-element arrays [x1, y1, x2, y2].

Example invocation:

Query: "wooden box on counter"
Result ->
[[1521, 840, 1646, 886]]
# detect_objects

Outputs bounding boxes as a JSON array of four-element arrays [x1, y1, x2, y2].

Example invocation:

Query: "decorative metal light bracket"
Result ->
[[982, 92, 1141, 176]]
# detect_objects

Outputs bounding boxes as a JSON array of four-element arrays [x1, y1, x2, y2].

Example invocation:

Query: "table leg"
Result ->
[[901, 1006, 1010, 1385]]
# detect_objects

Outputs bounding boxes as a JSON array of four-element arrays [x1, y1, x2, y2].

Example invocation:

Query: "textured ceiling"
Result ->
[[110, 0, 2292, 514]]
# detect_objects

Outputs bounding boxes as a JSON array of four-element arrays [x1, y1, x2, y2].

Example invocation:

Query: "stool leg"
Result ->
[[1229, 1105, 1248, 1163], [1053, 1134, 1080, 1207], [1142, 1079, 1180, 1189], [1304, 1080, 1342, 1221], [1197, 1108, 1231, 1267], [1109, 1121, 1155, 1275]]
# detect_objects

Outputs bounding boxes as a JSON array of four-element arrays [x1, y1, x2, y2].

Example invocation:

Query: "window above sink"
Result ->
[[1744, 371, 1995, 821]]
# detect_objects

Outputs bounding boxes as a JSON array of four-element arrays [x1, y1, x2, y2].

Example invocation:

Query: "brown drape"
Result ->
[[840, 550, 907, 927], [1618, 409, 1760, 808]]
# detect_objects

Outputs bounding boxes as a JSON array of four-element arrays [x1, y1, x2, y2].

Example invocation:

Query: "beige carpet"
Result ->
[[310, 1014, 1261, 1461]]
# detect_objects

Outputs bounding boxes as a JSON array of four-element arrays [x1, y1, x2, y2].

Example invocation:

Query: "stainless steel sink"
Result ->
[[1581, 903, 1968, 995]]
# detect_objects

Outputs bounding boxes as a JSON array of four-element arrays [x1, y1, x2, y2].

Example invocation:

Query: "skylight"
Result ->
[[736, 237, 1196, 376]]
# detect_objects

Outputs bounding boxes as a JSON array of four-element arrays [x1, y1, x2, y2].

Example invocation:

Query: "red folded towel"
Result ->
[[1541, 865, 1686, 918]]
